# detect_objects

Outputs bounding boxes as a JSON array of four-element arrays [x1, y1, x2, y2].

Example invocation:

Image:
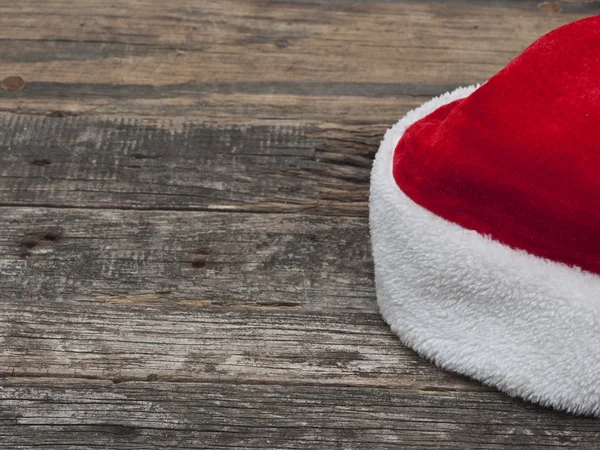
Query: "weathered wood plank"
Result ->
[[0, 207, 436, 388], [0, 1, 596, 120], [0, 207, 373, 311], [0, 85, 436, 124], [1, 378, 599, 449], [0, 116, 374, 214], [0, 299, 461, 388]]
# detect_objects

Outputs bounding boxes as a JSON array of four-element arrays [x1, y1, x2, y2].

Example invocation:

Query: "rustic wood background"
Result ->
[[1, 1, 600, 448]]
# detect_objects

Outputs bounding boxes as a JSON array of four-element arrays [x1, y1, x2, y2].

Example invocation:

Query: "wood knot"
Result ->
[[538, 1, 561, 13], [1, 76, 26, 92]]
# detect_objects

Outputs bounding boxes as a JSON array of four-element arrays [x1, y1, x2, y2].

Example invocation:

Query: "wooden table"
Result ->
[[1, 1, 599, 448]]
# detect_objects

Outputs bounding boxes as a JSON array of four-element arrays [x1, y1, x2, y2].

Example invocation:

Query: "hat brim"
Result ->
[[370, 85, 600, 416]]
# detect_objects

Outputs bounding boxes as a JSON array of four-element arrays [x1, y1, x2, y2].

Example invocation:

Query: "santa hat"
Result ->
[[370, 15, 600, 416]]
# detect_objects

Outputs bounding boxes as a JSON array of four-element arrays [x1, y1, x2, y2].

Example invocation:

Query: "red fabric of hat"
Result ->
[[395, 15, 600, 275]]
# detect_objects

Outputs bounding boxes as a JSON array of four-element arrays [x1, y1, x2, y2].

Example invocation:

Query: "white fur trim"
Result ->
[[370, 86, 600, 416]]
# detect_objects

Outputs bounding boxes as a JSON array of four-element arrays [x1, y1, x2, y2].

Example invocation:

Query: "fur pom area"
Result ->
[[370, 86, 600, 416]]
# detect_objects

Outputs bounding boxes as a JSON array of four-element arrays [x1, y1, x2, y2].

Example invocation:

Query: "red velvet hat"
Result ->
[[370, 15, 600, 415]]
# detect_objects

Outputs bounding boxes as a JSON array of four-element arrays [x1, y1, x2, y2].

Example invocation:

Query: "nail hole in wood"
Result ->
[[48, 110, 78, 118], [42, 231, 61, 241], [30, 158, 52, 166], [20, 238, 38, 249], [191, 258, 207, 268], [132, 153, 160, 160]]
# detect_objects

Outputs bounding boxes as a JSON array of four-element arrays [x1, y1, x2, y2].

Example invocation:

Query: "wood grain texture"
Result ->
[[0, 116, 375, 215], [0, 207, 373, 312], [2, 378, 600, 449], [0, 207, 438, 388], [0, 292, 452, 387], [2, 0, 600, 448], [0, 0, 594, 121]]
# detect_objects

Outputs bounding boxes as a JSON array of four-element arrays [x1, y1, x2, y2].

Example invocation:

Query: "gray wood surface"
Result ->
[[1, 1, 600, 448], [2, 378, 600, 449], [0, 116, 375, 215]]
